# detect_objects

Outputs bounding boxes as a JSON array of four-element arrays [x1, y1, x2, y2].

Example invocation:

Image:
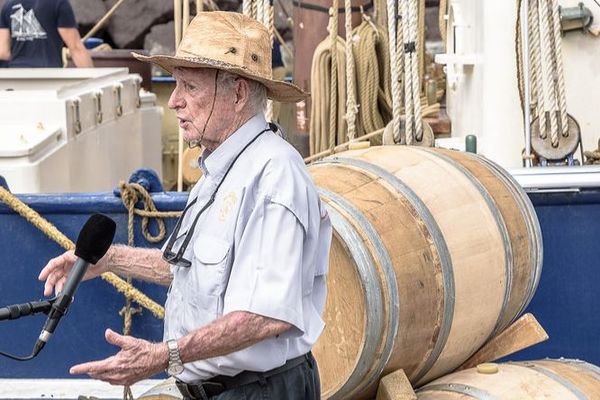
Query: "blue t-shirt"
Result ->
[[0, 0, 77, 67]]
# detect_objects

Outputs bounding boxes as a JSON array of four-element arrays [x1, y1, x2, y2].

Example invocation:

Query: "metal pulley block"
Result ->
[[530, 113, 581, 165], [560, 3, 593, 33], [382, 118, 435, 147]]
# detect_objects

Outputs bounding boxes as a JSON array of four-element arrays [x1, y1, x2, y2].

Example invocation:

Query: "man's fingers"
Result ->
[[43, 272, 61, 297], [55, 276, 66, 296], [39, 251, 76, 296], [105, 328, 134, 348], [38, 256, 62, 281], [70, 357, 113, 375]]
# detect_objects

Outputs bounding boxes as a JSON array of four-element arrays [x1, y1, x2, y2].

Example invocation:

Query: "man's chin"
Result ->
[[183, 135, 201, 145]]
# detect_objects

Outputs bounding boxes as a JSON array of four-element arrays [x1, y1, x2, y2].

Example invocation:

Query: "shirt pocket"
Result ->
[[181, 234, 232, 332]]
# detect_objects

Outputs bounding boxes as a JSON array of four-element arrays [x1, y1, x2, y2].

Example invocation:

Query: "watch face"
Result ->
[[168, 363, 184, 376]]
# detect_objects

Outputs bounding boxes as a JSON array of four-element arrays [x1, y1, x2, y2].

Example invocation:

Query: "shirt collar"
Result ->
[[199, 113, 269, 180]]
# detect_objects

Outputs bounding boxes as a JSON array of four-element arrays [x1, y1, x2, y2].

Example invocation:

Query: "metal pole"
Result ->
[[174, 0, 184, 191], [522, 0, 532, 167]]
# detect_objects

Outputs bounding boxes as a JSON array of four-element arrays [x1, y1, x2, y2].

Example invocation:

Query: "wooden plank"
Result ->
[[376, 369, 417, 400], [457, 313, 549, 370]]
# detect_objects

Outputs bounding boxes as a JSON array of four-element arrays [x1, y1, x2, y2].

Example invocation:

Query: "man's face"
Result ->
[[168, 67, 235, 150]]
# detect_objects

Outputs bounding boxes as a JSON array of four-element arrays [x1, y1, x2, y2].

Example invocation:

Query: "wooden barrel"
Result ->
[[308, 146, 542, 399], [416, 359, 600, 399]]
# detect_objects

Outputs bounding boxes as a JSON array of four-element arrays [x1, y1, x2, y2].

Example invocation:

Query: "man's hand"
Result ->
[[70, 329, 168, 386], [38, 249, 110, 297]]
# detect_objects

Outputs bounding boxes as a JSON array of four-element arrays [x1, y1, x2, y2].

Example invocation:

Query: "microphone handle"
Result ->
[[37, 257, 91, 345]]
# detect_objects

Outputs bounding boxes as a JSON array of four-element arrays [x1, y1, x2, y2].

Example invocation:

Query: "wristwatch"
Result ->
[[166, 339, 184, 376]]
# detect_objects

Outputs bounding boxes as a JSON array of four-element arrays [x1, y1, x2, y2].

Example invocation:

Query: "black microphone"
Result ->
[[34, 213, 116, 355], [0, 299, 55, 321]]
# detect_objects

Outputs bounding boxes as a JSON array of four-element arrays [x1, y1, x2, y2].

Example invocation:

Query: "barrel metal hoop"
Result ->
[[528, 365, 589, 400], [318, 187, 399, 397], [322, 156, 455, 384], [476, 155, 544, 317], [551, 358, 600, 381], [416, 383, 497, 400], [417, 148, 513, 336], [576, 361, 600, 380], [318, 201, 386, 400]]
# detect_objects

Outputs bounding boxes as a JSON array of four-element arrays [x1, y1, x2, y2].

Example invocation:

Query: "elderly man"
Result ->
[[38, 11, 331, 400]]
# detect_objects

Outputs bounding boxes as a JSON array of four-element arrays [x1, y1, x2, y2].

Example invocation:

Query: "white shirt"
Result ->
[[162, 113, 332, 383]]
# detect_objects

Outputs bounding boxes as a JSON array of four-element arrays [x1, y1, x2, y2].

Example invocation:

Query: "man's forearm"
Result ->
[[177, 311, 292, 364], [107, 245, 172, 286], [71, 47, 93, 67]]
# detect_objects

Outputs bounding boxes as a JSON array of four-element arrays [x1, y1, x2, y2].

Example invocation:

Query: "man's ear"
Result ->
[[234, 78, 251, 111]]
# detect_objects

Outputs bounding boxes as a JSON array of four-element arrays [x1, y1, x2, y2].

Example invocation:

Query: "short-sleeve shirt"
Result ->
[[0, 0, 77, 67], [162, 113, 332, 383]]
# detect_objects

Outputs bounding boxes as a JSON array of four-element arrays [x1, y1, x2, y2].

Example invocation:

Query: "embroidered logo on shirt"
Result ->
[[10, 5, 47, 41], [218, 192, 238, 222]]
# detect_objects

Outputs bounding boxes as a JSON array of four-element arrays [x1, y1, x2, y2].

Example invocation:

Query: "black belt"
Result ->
[[176, 353, 311, 399]]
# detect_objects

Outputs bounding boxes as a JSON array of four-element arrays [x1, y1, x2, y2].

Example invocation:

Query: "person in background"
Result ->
[[39, 11, 331, 400], [0, 0, 93, 67]]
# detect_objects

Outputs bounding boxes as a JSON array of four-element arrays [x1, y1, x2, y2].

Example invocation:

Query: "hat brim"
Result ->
[[132, 52, 309, 103]]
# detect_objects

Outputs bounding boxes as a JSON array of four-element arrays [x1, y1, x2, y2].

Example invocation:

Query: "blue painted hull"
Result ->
[[512, 189, 600, 364], [0, 189, 598, 378], [0, 192, 187, 378]]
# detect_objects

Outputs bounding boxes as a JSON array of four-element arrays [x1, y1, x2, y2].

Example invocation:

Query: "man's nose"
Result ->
[[168, 87, 185, 110]]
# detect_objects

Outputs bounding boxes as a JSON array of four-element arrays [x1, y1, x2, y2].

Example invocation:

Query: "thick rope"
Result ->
[[516, 0, 570, 150], [257, 0, 265, 25], [265, 0, 275, 121], [243, 0, 252, 16], [549, 0, 568, 138], [401, 0, 413, 143], [529, 0, 544, 127], [329, 1, 340, 151], [344, 0, 358, 140], [309, 36, 347, 155], [417, 0, 425, 90], [120, 185, 147, 400], [352, 19, 393, 138], [438, 0, 447, 45], [387, 0, 402, 143], [119, 182, 182, 243], [243, 0, 275, 120], [539, 0, 558, 145], [0, 186, 165, 319], [412, 0, 424, 141]]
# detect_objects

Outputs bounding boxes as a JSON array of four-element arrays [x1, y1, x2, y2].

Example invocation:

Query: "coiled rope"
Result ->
[[309, 2, 437, 154], [353, 18, 393, 138], [584, 139, 600, 165], [310, 36, 347, 155]]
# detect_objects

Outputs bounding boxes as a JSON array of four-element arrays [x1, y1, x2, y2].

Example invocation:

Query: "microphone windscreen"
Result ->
[[74, 213, 117, 264]]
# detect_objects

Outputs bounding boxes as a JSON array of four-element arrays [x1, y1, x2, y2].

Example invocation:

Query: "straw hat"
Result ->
[[133, 11, 307, 103]]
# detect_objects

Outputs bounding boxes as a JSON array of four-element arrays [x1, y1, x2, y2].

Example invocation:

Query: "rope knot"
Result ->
[[119, 181, 172, 244]]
